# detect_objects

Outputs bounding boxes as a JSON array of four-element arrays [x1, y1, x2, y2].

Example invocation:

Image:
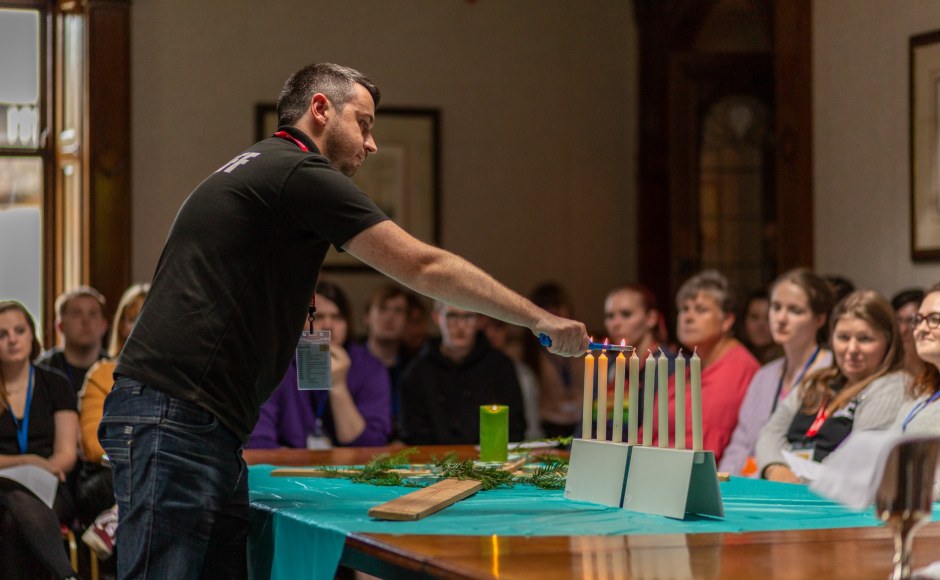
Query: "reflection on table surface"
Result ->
[[245, 444, 940, 579]]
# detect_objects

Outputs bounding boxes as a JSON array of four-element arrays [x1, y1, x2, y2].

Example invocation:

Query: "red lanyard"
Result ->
[[274, 130, 309, 152], [804, 402, 829, 438]]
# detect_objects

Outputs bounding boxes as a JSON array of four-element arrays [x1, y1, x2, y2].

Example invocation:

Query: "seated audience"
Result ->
[[893, 283, 940, 435], [77, 282, 149, 559], [720, 269, 834, 476], [892, 287, 926, 378], [249, 281, 391, 448], [524, 282, 583, 438], [756, 290, 909, 482], [603, 284, 673, 438], [739, 289, 782, 364], [362, 284, 410, 439], [401, 292, 433, 362], [0, 301, 79, 580], [481, 315, 543, 440], [646, 270, 760, 461], [400, 302, 525, 445], [824, 274, 855, 306], [37, 286, 109, 393]]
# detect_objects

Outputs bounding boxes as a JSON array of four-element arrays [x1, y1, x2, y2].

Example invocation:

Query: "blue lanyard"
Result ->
[[771, 346, 821, 413], [7, 365, 34, 454], [902, 389, 940, 432]]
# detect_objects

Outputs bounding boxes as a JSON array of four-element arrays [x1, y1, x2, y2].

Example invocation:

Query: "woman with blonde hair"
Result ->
[[756, 290, 909, 482], [0, 301, 79, 579]]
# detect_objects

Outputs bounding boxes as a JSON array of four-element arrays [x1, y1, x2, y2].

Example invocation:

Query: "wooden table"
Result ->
[[244, 445, 940, 579]]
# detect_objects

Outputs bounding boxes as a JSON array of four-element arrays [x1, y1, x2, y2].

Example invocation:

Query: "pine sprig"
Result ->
[[521, 458, 568, 490], [347, 447, 422, 487], [431, 455, 516, 491]]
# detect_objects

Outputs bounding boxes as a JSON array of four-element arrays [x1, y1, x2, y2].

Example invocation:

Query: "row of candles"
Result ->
[[582, 342, 703, 451]]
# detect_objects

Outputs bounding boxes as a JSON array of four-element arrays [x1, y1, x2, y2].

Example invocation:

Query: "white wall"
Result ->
[[130, 1, 638, 333], [814, 0, 940, 297]]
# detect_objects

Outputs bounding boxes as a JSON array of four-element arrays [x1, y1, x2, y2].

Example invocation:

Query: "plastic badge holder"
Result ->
[[296, 330, 332, 390]]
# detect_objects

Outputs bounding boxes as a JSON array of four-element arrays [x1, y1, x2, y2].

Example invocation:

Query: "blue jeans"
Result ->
[[99, 377, 249, 579]]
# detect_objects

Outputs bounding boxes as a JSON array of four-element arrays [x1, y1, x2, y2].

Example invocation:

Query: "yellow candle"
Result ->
[[657, 349, 668, 448], [596, 351, 608, 441], [582, 351, 594, 439], [612, 349, 626, 443], [643, 350, 655, 446], [691, 348, 703, 451], [674, 351, 686, 450], [628, 350, 639, 444]]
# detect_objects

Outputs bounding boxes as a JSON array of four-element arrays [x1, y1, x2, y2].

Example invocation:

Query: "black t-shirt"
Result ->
[[0, 365, 77, 457], [36, 347, 107, 393], [785, 397, 858, 462], [116, 127, 388, 440]]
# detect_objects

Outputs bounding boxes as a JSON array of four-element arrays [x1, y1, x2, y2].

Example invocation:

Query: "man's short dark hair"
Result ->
[[277, 63, 381, 126]]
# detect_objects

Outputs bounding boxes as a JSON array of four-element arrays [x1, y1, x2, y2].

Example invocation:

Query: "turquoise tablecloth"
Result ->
[[247, 464, 938, 580]]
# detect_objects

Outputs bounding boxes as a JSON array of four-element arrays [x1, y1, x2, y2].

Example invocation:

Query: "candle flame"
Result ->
[[491, 405, 498, 411], [603, 337, 610, 345], [620, 339, 627, 347]]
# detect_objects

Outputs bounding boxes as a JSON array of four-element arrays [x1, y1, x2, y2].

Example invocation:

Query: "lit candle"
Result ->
[[657, 348, 668, 448], [596, 349, 608, 441], [612, 343, 626, 443], [691, 347, 703, 451], [643, 350, 655, 446], [582, 351, 595, 439], [480, 405, 509, 462], [674, 350, 686, 450], [628, 350, 639, 444]]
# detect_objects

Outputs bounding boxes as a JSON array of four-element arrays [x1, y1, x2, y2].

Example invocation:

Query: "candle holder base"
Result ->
[[622, 447, 724, 520], [564, 438, 631, 507]]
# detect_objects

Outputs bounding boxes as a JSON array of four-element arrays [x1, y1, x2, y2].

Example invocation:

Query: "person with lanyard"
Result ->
[[756, 290, 910, 482], [720, 269, 835, 476], [0, 301, 80, 580], [890, 282, 940, 436], [247, 281, 391, 449], [100, 63, 588, 578]]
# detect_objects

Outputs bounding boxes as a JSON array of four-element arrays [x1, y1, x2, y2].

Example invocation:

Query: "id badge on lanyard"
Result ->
[[296, 330, 332, 390]]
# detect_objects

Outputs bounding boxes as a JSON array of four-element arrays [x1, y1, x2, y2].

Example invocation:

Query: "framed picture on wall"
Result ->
[[910, 30, 940, 260], [254, 104, 441, 270]]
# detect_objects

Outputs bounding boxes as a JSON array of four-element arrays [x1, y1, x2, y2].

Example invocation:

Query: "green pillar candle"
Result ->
[[479, 404, 509, 462]]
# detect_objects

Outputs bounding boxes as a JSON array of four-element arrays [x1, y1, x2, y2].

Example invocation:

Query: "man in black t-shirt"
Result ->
[[100, 63, 589, 579]]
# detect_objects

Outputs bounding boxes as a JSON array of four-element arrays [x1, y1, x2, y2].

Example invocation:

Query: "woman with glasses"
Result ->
[[756, 290, 909, 482], [893, 284, 940, 435]]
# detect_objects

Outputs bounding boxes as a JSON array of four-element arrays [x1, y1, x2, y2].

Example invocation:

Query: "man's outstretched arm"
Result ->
[[344, 220, 588, 357]]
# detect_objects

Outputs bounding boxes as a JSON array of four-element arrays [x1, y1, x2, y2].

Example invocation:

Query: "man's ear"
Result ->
[[310, 93, 331, 127]]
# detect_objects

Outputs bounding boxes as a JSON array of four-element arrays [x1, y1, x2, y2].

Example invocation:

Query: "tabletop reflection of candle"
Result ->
[[582, 351, 595, 439], [643, 350, 655, 446], [628, 350, 639, 444], [657, 348, 668, 448], [596, 349, 609, 441], [612, 343, 626, 443], [480, 405, 509, 462], [691, 347, 703, 451], [674, 350, 686, 450]]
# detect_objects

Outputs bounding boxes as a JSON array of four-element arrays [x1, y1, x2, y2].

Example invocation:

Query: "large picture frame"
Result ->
[[911, 30, 940, 260], [254, 104, 441, 270]]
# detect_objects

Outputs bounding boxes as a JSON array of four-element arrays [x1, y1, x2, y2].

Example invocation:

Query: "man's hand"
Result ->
[[329, 343, 351, 390], [533, 316, 589, 357], [764, 463, 800, 483]]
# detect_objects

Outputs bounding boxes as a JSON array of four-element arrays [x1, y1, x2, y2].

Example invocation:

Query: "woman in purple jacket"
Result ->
[[248, 281, 391, 448]]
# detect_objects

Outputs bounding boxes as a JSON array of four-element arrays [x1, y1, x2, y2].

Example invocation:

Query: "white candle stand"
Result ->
[[565, 347, 724, 520], [622, 446, 723, 520], [564, 438, 631, 507]]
